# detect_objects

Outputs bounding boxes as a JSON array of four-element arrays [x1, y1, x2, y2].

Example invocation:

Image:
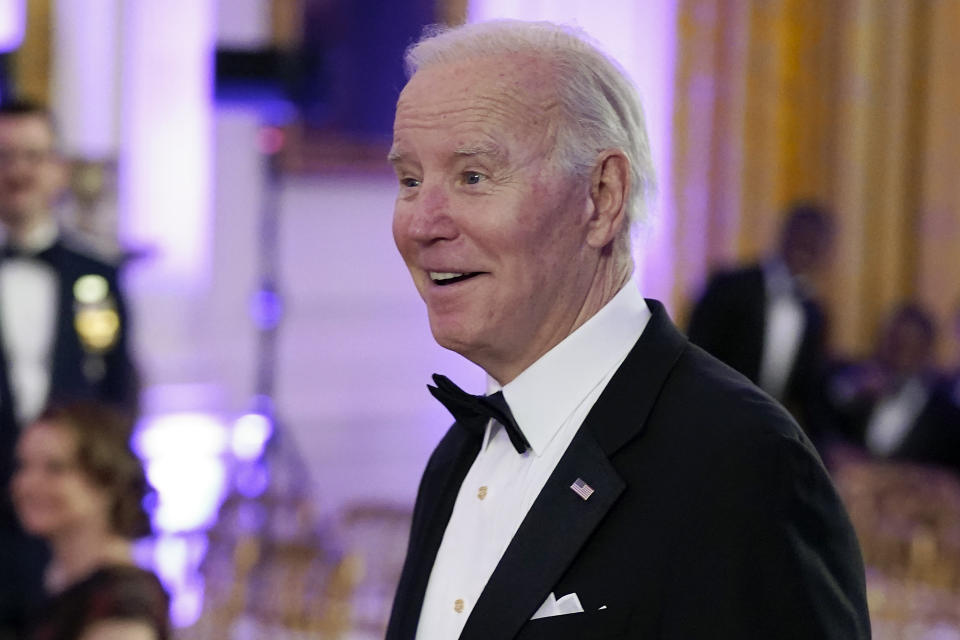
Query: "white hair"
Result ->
[[404, 19, 657, 229]]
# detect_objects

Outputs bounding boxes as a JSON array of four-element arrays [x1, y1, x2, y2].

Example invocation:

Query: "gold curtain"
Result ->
[[673, 0, 960, 362], [9, 0, 51, 104]]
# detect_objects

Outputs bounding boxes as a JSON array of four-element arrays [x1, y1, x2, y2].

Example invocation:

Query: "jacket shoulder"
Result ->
[[702, 262, 764, 292], [57, 233, 122, 275], [652, 342, 816, 461]]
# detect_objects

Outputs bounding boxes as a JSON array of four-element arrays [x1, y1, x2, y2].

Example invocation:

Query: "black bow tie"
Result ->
[[428, 373, 530, 454], [0, 243, 57, 265]]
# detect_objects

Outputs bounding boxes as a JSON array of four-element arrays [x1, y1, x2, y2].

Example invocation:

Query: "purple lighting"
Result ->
[[231, 412, 274, 460], [0, 0, 24, 53], [142, 533, 209, 628], [234, 461, 270, 498], [133, 412, 230, 532], [119, 0, 214, 289], [132, 410, 231, 628], [147, 457, 229, 532], [250, 288, 284, 330]]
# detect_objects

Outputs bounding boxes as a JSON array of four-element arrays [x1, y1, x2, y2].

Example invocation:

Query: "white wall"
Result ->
[[208, 111, 482, 513]]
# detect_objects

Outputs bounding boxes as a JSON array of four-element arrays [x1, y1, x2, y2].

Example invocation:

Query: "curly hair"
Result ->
[[37, 402, 153, 539]]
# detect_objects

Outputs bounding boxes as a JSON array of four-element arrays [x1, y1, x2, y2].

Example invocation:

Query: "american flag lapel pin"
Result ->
[[570, 477, 594, 501]]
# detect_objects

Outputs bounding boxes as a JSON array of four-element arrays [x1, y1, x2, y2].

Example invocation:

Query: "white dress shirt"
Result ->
[[415, 280, 651, 640], [865, 377, 929, 456], [758, 260, 805, 401], [0, 220, 60, 424]]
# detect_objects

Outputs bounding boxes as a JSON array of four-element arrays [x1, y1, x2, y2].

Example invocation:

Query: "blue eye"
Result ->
[[401, 177, 421, 188], [464, 172, 483, 185]]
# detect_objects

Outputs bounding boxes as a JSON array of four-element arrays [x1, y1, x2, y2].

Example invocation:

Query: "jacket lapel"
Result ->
[[460, 429, 623, 640], [46, 242, 77, 397], [0, 321, 16, 496], [459, 300, 688, 640], [387, 419, 484, 640]]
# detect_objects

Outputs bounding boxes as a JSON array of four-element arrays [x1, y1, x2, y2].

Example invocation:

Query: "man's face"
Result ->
[[782, 220, 832, 279], [390, 56, 597, 383], [0, 114, 65, 232], [880, 316, 932, 376]]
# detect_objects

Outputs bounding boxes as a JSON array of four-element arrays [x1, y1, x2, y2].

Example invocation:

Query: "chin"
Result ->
[[431, 328, 470, 355], [429, 324, 480, 359], [16, 513, 56, 537]]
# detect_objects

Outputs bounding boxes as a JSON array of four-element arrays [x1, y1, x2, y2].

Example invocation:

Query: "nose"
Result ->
[[398, 182, 458, 245]]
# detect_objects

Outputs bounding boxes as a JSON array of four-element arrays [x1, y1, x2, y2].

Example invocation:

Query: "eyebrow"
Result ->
[[454, 143, 505, 162], [386, 146, 404, 164], [386, 142, 507, 166]]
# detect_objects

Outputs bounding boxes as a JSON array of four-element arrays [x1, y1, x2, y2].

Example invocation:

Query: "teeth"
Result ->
[[430, 272, 466, 282]]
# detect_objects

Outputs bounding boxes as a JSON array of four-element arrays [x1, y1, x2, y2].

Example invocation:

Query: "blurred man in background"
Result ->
[[687, 202, 834, 444], [0, 100, 138, 638], [824, 302, 960, 475]]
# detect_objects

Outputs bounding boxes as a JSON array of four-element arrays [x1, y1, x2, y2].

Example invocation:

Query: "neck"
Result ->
[[46, 525, 133, 593], [576, 250, 634, 323], [487, 250, 634, 385]]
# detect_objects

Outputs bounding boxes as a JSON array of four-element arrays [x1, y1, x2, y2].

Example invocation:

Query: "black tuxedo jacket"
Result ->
[[387, 301, 869, 640], [0, 237, 138, 631], [686, 264, 827, 437]]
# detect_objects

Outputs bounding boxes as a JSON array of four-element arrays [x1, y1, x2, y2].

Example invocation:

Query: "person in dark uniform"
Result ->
[[687, 203, 834, 443], [0, 100, 138, 638]]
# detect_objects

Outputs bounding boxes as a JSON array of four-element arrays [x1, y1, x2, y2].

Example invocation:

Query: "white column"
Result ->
[[0, 0, 25, 53], [216, 0, 271, 47], [50, 0, 121, 158], [118, 1, 215, 290]]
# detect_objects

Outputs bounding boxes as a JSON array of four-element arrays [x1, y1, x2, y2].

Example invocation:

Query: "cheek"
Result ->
[[392, 208, 414, 258], [10, 463, 42, 492], [9, 473, 27, 500], [510, 209, 578, 273]]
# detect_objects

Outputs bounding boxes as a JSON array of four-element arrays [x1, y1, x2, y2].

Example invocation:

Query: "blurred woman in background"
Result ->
[[11, 402, 169, 640]]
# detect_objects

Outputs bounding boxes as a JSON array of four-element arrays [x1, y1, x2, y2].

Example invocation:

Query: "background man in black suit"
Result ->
[[687, 203, 834, 442], [0, 101, 138, 637], [386, 20, 869, 640], [824, 302, 960, 475]]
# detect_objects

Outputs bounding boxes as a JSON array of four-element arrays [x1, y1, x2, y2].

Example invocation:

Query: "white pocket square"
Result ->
[[531, 591, 584, 619]]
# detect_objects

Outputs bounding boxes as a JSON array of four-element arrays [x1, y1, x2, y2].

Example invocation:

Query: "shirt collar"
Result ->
[[485, 278, 651, 456]]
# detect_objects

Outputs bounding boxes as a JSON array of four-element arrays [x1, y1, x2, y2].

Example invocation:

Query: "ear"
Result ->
[[585, 150, 630, 249]]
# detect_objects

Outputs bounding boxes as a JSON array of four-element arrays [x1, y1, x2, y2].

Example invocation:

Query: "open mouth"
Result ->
[[430, 271, 484, 286]]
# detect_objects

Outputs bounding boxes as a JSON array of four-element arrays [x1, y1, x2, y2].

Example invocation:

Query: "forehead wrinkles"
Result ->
[[397, 85, 556, 127], [394, 61, 562, 152]]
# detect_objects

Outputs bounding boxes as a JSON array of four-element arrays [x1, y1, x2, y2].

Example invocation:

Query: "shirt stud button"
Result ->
[[477, 486, 488, 500], [454, 598, 464, 613]]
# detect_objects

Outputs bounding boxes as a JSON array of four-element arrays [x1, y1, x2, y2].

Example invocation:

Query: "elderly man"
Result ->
[[386, 20, 870, 640]]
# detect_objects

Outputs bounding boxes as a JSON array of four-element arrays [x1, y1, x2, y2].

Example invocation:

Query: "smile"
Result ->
[[429, 271, 483, 286]]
